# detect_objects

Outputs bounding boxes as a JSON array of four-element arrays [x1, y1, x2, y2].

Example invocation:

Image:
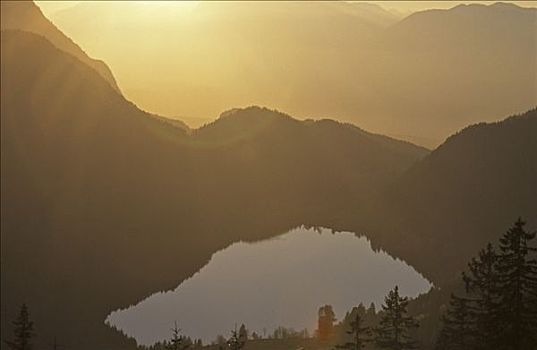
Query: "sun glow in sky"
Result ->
[[32, 0, 537, 146], [36, 0, 537, 18], [35, 1, 201, 16]]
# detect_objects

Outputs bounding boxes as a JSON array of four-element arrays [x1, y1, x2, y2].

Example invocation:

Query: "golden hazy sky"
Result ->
[[36, 0, 537, 18], [32, 0, 537, 146]]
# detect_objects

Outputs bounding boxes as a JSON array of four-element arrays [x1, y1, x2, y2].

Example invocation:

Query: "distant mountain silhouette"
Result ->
[[195, 106, 426, 163], [2, 3, 536, 349], [374, 2, 537, 144], [387, 2, 536, 49], [1, 30, 426, 350], [2, 12, 536, 350], [45, 1, 537, 147], [1, 0, 120, 92]]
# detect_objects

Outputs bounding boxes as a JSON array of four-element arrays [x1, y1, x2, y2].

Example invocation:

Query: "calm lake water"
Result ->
[[106, 227, 431, 345]]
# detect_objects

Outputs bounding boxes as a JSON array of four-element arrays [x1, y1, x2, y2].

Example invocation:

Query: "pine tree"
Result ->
[[365, 303, 377, 325], [374, 286, 419, 350], [434, 294, 475, 350], [5, 304, 35, 350], [165, 322, 190, 350], [227, 326, 245, 350], [495, 218, 537, 350], [462, 243, 500, 349], [434, 323, 450, 350], [335, 310, 370, 350], [238, 324, 248, 345]]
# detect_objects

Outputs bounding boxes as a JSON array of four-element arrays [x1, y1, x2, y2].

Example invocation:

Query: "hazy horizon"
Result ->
[[35, 1, 537, 19], [33, 1, 537, 147], [2, 1, 536, 349]]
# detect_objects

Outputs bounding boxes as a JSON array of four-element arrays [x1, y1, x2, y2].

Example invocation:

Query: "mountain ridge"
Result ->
[[1, 29, 428, 350], [2, 2, 536, 349], [360, 108, 537, 284], [0, 0, 121, 93], [41, 1, 537, 148]]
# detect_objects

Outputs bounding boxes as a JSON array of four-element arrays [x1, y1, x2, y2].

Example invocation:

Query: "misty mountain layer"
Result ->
[[44, 1, 537, 147], [1, 29, 426, 350], [1, 2, 536, 349]]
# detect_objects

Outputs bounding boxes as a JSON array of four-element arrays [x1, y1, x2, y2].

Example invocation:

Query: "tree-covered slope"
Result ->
[[0, 30, 427, 350], [363, 109, 537, 285]]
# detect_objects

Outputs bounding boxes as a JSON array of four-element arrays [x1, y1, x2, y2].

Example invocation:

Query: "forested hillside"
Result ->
[[358, 109, 537, 284], [2, 1, 536, 349], [1, 30, 426, 350]]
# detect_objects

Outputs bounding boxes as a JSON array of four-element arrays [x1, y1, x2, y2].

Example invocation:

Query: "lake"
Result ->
[[106, 226, 431, 345]]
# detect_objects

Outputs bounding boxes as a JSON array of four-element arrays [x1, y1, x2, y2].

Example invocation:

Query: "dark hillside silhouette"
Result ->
[[356, 109, 537, 285], [0, 30, 426, 350], [2, 2, 536, 349]]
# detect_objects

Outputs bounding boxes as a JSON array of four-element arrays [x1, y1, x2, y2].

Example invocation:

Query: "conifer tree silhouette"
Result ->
[[436, 218, 537, 350], [374, 286, 419, 350], [227, 325, 245, 350], [495, 218, 537, 350], [5, 304, 34, 350], [165, 322, 190, 350], [335, 311, 370, 350], [434, 294, 475, 350], [462, 243, 500, 349]]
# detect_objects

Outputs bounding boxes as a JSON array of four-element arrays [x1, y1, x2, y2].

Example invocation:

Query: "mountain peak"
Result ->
[[192, 106, 297, 144], [218, 106, 290, 120], [1, 0, 121, 93]]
